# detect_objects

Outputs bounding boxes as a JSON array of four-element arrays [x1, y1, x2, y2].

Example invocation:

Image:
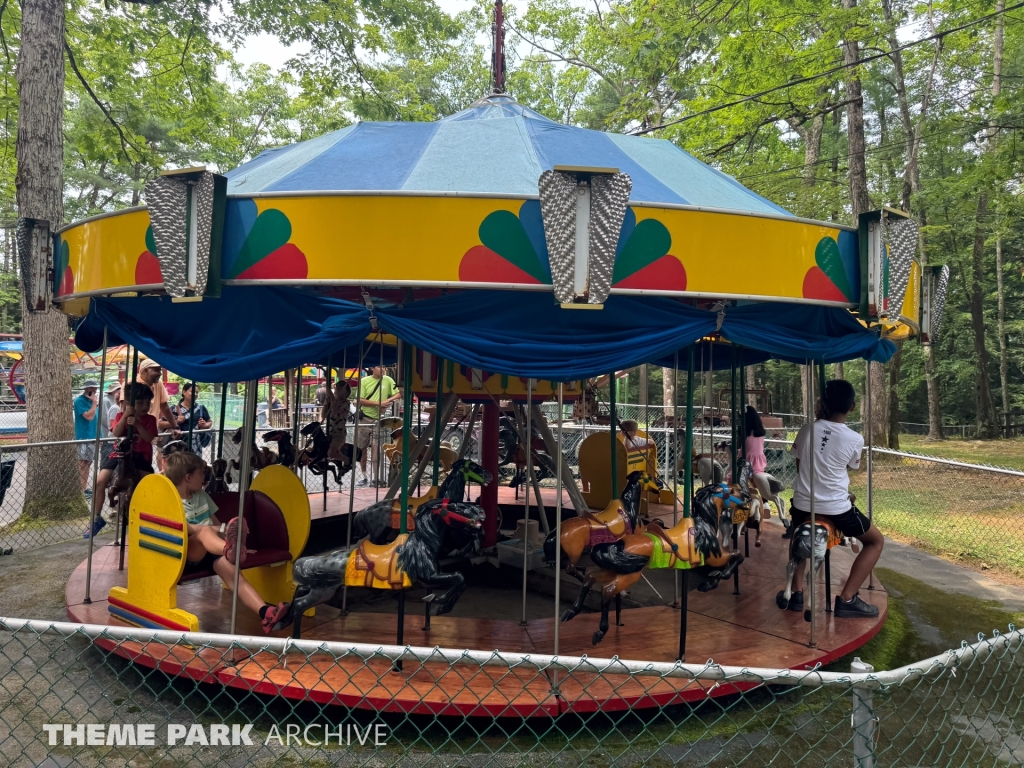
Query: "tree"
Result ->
[[16, 0, 82, 519]]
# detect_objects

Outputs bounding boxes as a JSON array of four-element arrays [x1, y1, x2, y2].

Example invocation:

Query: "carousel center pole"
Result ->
[[217, 384, 228, 460], [342, 343, 365, 613], [608, 371, 617, 501], [432, 358, 443, 487], [679, 345, 695, 661], [807, 359, 817, 648], [481, 396, 500, 549], [396, 341, 414, 659], [84, 326, 108, 603], [229, 380, 258, 635], [521, 380, 533, 626]]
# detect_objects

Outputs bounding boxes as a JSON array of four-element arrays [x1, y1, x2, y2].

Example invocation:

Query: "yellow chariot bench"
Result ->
[[107, 465, 310, 632]]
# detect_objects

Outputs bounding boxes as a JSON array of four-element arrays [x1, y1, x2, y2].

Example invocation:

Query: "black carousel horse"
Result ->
[[270, 499, 486, 637], [352, 458, 492, 545], [296, 420, 360, 484]]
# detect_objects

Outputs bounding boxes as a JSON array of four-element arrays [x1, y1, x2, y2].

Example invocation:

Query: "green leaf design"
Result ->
[[612, 219, 671, 283], [145, 225, 157, 256], [815, 236, 853, 301], [231, 209, 292, 278], [479, 210, 549, 284]]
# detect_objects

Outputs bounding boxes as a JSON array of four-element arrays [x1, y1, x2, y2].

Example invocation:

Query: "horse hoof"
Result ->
[[775, 591, 790, 610], [560, 610, 576, 623], [755, 541, 761, 548], [592, 631, 604, 645], [804, 609, 812, 623], [698, 579, 719, 593]]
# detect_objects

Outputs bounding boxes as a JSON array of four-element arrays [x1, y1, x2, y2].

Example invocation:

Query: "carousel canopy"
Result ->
[[225, 94, 786, 214], [76, 288, 895, 383]]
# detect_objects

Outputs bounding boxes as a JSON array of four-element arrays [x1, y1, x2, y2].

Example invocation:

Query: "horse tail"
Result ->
[[590, 541, 649, 574], [543, 529, 559, 565]]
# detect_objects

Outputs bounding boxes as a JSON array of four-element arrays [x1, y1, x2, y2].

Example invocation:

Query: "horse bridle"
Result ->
[[431, 498, 482, 527]]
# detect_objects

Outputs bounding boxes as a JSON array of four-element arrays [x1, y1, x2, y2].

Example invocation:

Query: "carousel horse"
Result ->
[[262, 430, 297, 467], [295, 420, 359, 484], [206, 457, 230, 493], [352, 458, 492, 545], [776, 516, 842, 622], [543, 471, 663, 581], [509, 435, 556, 490], [228, 428, 277, 474], [560, 486, 744, 645], [269, 498, 486, 638]]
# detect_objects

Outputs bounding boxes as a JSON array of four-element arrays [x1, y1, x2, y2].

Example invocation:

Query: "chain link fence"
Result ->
[[0, 617, 1020, 766]]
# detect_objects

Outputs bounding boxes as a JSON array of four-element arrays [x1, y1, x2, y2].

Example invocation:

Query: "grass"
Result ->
[[897, 434, 1024, 472]]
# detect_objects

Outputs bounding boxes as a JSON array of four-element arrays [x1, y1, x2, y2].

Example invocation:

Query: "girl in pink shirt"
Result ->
[[743, 405, 767, 473]]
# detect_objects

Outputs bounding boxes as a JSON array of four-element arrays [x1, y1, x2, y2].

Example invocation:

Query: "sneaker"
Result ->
[[834, 592, 879, 618], [84, 488, 93, 500], [83, 517, 107, 539], [262, 602, 289, 634], [223, 518, 249, 566], [356, 476, 369, 488]]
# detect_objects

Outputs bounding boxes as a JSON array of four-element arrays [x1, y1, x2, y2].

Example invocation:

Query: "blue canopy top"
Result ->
[[225, 94, 787, 214], [75, 288, 894, 382]]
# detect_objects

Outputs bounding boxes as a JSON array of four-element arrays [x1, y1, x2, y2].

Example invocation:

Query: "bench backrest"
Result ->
[[209, 491, 289, 553]]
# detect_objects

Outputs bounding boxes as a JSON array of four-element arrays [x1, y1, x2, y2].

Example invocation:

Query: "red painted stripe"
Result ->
[[107, 595, 192, 632], [139, 512, 184, 531]]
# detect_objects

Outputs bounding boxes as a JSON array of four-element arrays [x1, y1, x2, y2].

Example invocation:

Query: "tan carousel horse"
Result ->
[[543, 471, 662, 580], [560, 483, 744, 645]]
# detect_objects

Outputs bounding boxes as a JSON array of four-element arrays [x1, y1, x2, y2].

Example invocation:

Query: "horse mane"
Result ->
[[692, 485, 723, 558], [620, 472, 645, 528], [396, 503, 449, 581]]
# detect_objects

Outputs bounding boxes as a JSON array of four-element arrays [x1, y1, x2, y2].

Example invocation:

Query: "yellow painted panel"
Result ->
[[61, 210, 151, 297]]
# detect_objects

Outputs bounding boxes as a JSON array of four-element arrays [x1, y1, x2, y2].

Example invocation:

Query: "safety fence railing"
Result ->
[[0, 616, 1020, 766]]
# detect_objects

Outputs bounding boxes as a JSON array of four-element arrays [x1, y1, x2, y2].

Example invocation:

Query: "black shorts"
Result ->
[[185, 551, 219, 573], [790, 505, 872, 539], [100, 454, 154, 474]]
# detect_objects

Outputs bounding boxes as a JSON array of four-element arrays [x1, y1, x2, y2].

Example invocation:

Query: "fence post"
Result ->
[[851, 657, 876, 768]]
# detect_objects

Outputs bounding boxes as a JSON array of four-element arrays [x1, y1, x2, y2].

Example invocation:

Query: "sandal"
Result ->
[[223, 518, 249, 566], [262, 602, 289, 634]]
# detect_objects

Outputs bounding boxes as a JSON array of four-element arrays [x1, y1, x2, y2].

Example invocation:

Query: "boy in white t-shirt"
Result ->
[[787, 380, 882, 619], [164, 452, 287, 633]]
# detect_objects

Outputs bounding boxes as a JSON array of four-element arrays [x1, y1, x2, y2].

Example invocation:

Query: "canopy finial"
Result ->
[[492, 0, 506, 93]]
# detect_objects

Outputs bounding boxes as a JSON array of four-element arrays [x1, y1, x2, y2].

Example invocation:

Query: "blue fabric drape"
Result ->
[[75, 287, 894, 382]]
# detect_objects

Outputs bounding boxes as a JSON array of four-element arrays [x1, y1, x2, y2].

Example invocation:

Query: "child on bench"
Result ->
[[164, 452, 287, 633]]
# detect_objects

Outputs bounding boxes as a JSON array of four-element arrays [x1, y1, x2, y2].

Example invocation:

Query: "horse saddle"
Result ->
[[347, 534, 412, 589], [581, 502, 630, 537], [646, 521, 699, 568], [388, 487, 439, 530]]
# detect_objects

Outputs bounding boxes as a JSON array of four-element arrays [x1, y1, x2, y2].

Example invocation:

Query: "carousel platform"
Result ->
[[66, 519, 886, 717]]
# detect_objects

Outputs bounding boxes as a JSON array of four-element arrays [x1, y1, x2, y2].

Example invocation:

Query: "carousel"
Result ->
[[48, 22, 952, 715]]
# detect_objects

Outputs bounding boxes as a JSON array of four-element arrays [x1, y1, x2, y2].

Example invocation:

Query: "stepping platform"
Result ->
[[66, 521, 886, 717]]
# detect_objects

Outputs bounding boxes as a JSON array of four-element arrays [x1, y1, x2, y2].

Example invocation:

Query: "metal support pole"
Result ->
[[807, 361, 817, 647], [187, 383, 197, 451], [341, 342, 364, 613], [672, 350, 680, 607], [432, 358, 443, 486], [865, 359, 875, 590], [608, 371, 617, 500], [375, 340, 385, 498], [292, 366, 302, 461], [84, 326, 108, 603], [118, 348, 140, 571], [217, 385, 228, 460], [396, 341, 414, 664], [229, 380, 258, 635], [521, 382, 533, 626], [683, 348, 694, 519], [730, 347, 740, 596], [851, 657, 876, 767], [553, 382, 564, 657], [324, 356, 332, 512]]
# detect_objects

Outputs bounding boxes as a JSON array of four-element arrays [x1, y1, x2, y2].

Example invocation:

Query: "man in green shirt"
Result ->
[[355, 365, 400, 486]]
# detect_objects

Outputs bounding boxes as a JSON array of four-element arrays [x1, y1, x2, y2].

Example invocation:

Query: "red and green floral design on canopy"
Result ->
[[53, 239, 73, 296], [222, 199, 308, 280], [458, 203, 686, 291], [802, 232, 859, 304], [135, 226, 164, 285]]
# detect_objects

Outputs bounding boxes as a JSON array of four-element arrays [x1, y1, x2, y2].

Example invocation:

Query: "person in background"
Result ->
[[787, 379, 882, 619], [355, 365, 400, 487], [172, 383, 212, 456], [124, 358, 176, 434], [100, 381, 122, 464], [270, 387, 286, 411], [74, 379, 101, 496], [743, 405, 768, 474]]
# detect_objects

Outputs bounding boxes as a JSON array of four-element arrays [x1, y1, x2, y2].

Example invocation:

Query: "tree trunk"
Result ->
[[886, 342, 902, 449], [745, 365, 756, 407], [16, 0, 84, 520], [996, 239, 1008, 417], [833, 362, 844, 380], [661, 367, 675, 411], [868, 361, 887, 446], [970, 194, 999, 438], [925, 344, 944, 440], [638, 364, 648, 407]]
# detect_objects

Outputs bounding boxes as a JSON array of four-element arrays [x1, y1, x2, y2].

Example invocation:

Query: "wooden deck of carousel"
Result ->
[[66, 500, 887, 717]]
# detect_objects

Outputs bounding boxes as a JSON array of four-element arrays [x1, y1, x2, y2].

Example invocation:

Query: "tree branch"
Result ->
[[64, 41, 142, 163]]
